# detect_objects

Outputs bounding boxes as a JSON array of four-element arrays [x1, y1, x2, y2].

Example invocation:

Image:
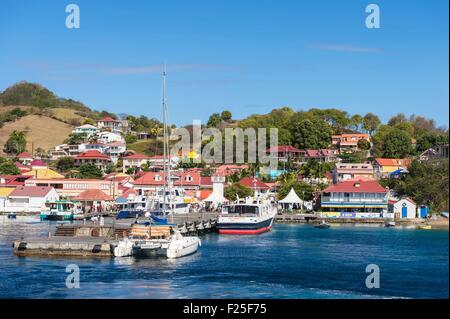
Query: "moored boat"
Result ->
[[417, 224, 432, 230], [217, 198, 277, 235], [40, 200, 80, 221], [314, 220, 331, 229]]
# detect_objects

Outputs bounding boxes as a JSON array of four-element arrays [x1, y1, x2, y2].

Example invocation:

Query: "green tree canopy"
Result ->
[[3, 130, 27, 155], [363, 113, 381, 135], [0, 158, 20, 175], [76, 164, 103, 179], [221, 110, 232, 122], [289, 114, 332, 149], [224, 183, 252, 200]]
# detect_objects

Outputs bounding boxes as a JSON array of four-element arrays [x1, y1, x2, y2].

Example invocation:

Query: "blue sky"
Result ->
[[0, 0, 448, 126]]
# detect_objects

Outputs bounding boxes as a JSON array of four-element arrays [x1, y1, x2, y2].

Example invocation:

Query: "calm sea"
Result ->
[[0, 216, 448, 298]]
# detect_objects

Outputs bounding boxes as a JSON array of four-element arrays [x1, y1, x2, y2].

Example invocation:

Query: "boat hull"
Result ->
[[166, 237, 200, 258], [40, 214, 74, 221], [216, 217, 274, 235]]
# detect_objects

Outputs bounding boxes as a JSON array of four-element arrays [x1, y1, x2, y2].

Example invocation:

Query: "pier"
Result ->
[[12, 212, 219, 257]]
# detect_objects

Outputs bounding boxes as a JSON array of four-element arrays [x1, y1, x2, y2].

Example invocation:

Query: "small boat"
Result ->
[[40, 200, 80, 221], [114, 223, 200, 258], [7, 213, 17, 219], [417, 224, 432, 230], [385, 221, 396, 227], [314, 221, 330, 229]]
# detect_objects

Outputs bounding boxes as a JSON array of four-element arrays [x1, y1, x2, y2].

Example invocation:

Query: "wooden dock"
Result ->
[[12, 213, 219, 257]]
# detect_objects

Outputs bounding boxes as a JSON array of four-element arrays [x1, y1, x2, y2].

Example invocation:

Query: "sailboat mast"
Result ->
[[162, 65, 167, 214], [162, 64, 173, 215]]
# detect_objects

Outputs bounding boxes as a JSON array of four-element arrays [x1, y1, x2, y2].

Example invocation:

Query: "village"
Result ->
[[1, 114, 448, 226]]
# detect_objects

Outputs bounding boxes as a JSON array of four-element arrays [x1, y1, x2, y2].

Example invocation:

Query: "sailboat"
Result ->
[[114, 65, 201, 258]]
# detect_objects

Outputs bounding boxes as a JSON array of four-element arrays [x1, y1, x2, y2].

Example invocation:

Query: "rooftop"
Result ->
[[322, 179, 387, 193]]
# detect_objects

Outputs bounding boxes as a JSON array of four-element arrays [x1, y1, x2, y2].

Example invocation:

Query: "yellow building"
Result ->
[[23, 168, 64, 179]]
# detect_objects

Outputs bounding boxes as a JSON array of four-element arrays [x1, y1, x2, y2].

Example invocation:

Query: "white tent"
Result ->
[[204, 176, 228, 205], [278, 188, 310, 210]]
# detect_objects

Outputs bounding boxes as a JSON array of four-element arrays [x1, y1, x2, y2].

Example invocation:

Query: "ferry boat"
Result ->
[[40, 200, 81, 221], [217, 198, 277, 235]]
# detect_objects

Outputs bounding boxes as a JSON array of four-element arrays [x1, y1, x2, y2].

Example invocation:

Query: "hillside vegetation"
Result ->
[[0, 115, 74, 155]]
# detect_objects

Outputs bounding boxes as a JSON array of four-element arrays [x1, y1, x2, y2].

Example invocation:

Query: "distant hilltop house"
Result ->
[[331, 133, 370, 153], [320, 179, 389, 219], [333, 163, 374, 183], [373, 158, 412, 179], [96, 117, 128, 133], [122, 154, 179, 173], [73, 124, 99, 137], [266, 145, 339, 164], [419, 144, 449, 161], [96, 131, 124, 144]]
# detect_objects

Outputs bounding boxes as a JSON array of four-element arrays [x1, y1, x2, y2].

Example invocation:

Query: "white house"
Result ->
[[122, 154, 152, 173], [4, 186, 59, 213], [390, 197, 417, 219], [96, 131, 124, 144], [73, 124, 99, 137]]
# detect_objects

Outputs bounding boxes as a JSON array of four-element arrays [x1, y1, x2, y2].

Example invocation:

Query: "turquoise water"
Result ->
[[0, 217, 448, 298]]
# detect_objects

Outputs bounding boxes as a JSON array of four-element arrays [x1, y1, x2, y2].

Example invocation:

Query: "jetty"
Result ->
[[12, 212, 218, 257]]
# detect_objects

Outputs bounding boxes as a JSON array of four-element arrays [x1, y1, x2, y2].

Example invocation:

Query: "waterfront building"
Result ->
[[73, 189, 114, 210], [333, 163, 374, 183], [3, 186, 59, 213], [73, 124, 99, 137], [133, 170, 202, 195], [0, 187, 14, 210], [373, 158, 412, 178], [24, 178, 120, 198], [320, 179, 389, 218], [388, 197, 417, 219], [75, 150, 112, 172], [331, 133, 370, 152]]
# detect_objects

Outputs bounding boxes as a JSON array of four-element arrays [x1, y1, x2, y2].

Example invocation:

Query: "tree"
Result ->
[[207, 113, 222, 128], [388, 113, 408, 126], [125, 133, 137, 144], [299, 160, 334, 178], [56, 156, 75, 171], [3, 130, 26, 155], [224, 183, 252, 200], [357, 139, 371, 150], [289, 115, 332, 149], [105, 164, 116, 174], [76, 164, 103, 179], [363, 113, 381, 135], [0, 158, 20, 175], [349, 114, 364, 132], [278, 181, 314, 201], [394, 159, 449, 213], [382, 128, 414, 158], [65, 133, 87, 145], [221, 110, 232, 122]]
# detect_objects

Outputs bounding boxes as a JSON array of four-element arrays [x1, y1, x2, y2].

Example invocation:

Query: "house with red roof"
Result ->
[[4, 186, 59, 213], [373, 158, 412, 178], [239, 177, 271, 193], [97, 117, 127, 132], [388, 197, 417, 219], [215, 164, 249, 177], [17, 152, 33, 165], [75, 150, 112, 172], [305, 149, 338, 162], [320, 179, 389, 218], [133, 170, 202, 194], [30, 159, 48, 169], [0, 175, 32, 187], [266, 145, 307, 163], [331, 133, 370, 152]]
